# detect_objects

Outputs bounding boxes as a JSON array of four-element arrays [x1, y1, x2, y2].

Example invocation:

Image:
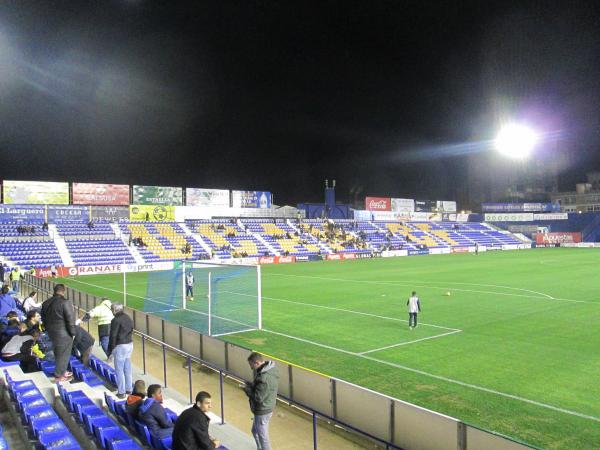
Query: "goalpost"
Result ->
[[143, 259, 262, 337]]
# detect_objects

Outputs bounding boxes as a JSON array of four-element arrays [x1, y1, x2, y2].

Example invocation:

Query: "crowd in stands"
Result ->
[[0, 268, 282, 449]]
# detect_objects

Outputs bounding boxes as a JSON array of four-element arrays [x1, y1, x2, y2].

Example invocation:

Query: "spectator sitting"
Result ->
[[138, 384, 174, 439], [126, 380, 147, 416], [24, 309, 42, 333], [172, 391, 221, 450], [1, 326, 40, 372], [0, 315, 21, 348]]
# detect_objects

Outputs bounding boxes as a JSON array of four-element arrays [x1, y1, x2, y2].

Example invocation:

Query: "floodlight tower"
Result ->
[[494, 123, 538, 160]]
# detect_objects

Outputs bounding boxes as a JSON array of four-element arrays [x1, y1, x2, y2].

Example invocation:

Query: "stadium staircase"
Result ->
[[1, 342, 252, 450], [111, 223, 145, 265], [178, 223, 214, 255]]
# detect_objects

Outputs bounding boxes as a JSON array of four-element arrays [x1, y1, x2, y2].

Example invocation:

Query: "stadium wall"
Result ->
[[22, 275, 538, 450]]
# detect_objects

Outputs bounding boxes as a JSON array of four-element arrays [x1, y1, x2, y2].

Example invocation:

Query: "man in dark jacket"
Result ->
[[138, 384, 174, 439], [172, 391, 221, 450], [243, 352, 279, 450], [108, 303, 134, 398], [72, 325, 95, 366], [41, 284, 76, 382]]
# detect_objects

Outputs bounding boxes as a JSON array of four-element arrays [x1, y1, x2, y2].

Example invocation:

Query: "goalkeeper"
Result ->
[[186, 270, 194, 302]]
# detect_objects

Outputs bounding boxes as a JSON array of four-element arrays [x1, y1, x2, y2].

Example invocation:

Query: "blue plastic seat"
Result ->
[[30, 417, 69, 437], [38, 429, 79, 449]]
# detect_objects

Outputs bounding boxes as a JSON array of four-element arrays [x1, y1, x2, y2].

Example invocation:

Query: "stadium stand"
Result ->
[[0, 218, 528, 270]]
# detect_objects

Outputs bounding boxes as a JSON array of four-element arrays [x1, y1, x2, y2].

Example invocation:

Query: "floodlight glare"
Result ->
[[494, 124, 538, 159]]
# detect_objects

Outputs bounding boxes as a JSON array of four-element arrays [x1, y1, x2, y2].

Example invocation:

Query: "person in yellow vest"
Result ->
[[80, 298, 114, 357], [9, 267, 21, 293]]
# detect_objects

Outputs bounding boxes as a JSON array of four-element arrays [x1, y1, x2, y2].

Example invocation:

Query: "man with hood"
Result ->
[[138, 384, 174, 439], [81, 297, 113, 357], [243, 352, 279, 450]]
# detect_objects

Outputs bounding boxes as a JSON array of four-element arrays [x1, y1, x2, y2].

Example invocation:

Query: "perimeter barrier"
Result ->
[[23, 275, 539, 450]]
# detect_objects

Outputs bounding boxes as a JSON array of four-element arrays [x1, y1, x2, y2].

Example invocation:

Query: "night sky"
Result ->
[[1, 1, 600, 207]]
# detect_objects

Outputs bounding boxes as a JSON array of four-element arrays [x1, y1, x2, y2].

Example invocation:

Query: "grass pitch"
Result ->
[[59, 248, 600, 449]]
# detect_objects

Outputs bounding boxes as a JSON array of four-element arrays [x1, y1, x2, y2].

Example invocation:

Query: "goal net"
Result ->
[[143, 260, 262, 337]]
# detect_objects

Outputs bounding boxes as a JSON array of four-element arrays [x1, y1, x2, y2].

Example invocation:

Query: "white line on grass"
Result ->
[[217, 289, 460, 331], [269, 273, 600, 304], [358, 330, 463, 355], [262, 328, 600, 424]]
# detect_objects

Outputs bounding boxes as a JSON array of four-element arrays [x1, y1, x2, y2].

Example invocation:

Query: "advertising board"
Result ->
[[0, 204, 45, 222], [72, 183, 130, 205], [48, 205, 90, 223], [482, 203, 560, 213], [414, 200, 436, 212], [132, 185, 183, 206], [535, 232, 582, 245], [533, 213, 568, 220], [3, 180, 69, 204], [391, 198, 414, 212], [232, 191, 272, 208], [258, 255, 296, 264], [408, 249, 430, 256], [185, 188, 230, 207], [365, 197, 391, 211], [484, 213, 534, 222], [130, 205, 176, 222], [325, 253, 357, 261], [436, 201, 457, 212], [91, 206, 130, 222]]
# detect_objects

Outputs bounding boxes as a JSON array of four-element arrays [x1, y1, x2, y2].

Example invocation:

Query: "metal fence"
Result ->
[[23, 275, 539, 450]]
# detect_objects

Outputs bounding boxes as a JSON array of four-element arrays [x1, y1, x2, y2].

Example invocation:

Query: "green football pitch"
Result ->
[[58, 248, 600, 449]]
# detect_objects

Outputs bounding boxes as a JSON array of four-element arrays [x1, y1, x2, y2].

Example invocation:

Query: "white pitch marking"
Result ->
[[261, 328, 600, 423], [218, 289, 461, 331], [358, 330, 462, 355]]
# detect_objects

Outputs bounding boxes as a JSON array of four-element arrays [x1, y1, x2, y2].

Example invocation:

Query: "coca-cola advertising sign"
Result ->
[[258, 256, 296, 264], [365, 197, 391, 211]]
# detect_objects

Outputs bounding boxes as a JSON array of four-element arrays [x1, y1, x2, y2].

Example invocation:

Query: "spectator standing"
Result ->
[[138, 384, 174, 439], [0, 286, 19, 320], [9, 267, 21, 293], [172, 391, 221, 450], [108, 303, 133, 399], [22, 291, 42, 312], [50, 264, 57, 278], [81, 298, 113, 357], [0, 264, 4, 285], [407, 291, 421, 330], [41, 284, 76, 382], [243, 352, 279, 450]]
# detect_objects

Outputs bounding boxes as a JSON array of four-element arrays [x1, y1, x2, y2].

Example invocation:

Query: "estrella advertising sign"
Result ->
[[391, 198, 414, 212], [3, 180, 69, 204], [129, 205, 176, 222], [72, 183, 130, 205], [232, 191, 272, 209], [132, 185, 183, 206], [365, 197, 391, 211]]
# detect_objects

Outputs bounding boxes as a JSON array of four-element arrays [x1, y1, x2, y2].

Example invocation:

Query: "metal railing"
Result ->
[[22, 275, 539, 450]]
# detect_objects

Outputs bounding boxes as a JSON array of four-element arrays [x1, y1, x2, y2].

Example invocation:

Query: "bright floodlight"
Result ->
[[494, 124, 538, 159]]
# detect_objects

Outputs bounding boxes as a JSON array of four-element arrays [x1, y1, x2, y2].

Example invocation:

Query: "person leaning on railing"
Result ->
[[79, 297, 113, 357]]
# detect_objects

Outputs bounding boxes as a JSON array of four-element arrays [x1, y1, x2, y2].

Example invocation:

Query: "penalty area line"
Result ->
[[358, 329, 462, 355], [261, 328, 600, 424]]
